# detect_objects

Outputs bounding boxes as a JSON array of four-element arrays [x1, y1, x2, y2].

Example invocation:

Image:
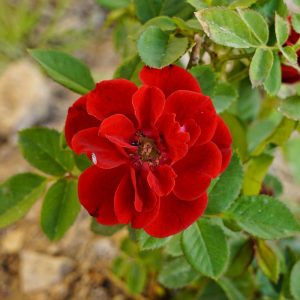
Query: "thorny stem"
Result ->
[[187, 34, 201, 69]]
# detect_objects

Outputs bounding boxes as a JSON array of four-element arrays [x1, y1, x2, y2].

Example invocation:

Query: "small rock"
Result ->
[[20, 250, 74, 293], [89, 287, 109, 300], [0, 59, 51, 136], [1, 229, 25, 253], [92, 238, 118, 261]]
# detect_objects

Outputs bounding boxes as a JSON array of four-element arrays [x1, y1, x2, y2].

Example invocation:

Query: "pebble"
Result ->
[[20, 250, 74, 293]]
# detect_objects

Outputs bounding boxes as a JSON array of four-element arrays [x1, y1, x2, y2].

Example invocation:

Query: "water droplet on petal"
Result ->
[[91, 153, 97, 165]]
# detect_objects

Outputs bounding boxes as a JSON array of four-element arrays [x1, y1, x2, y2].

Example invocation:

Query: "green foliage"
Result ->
[[114, 54, 143, 85], [292, 13, 300, 33], [126, 260, 147, 294], [190, 65, 216, 97], [19, 128, 74, 176], [212, 82, 238, 113], [134, 0, 194, 23], [29, 49, 95, 94], [0, 173, 46, 228], [227, 195, 300, 239], [263, 53, 282, 96], [158, 257, 200, 289], [279, 96, 300, 121], [237, 9, 269, 45], [226, 239, 254, 277], [275, 13, 290, 46], [137, 26, 188, 68], [91, 219, 124, 236], [249, 48, 273, 87], [138, 230, 171, 250], [283, 138, 300, 184], [290, 260, 300, 300], [255, 239, 280, 283], [96, 0, 130, 10], [195, 8, 260, 48], [243, 154, 273, 195], [206, 153, 243, 214], [41, 179, 80, 240], [182, 218, 229, 278]]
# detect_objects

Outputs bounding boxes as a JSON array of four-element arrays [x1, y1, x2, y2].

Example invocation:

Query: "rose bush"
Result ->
[[65, 65, 232, 237]]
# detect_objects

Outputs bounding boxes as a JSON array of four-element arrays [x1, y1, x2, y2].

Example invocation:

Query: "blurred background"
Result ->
[[0, 0, 300, 299]]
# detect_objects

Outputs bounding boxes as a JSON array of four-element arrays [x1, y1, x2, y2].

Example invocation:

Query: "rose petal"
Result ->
[[131, 168, 158, 213], [144, 193, 208, 238], [156, 113, 190, 162], [212, 117, 232, 173], [165, 90, 218, 145], [173, 142, 222, 179], [72, 127, 128, 169], [87, 79, 138, 121], [114, 172, 135, 224], [78, 165, 126, 225], [132, 86, 165, 130], [100, 114, 137, 148], [173, 172, 211, 201], [147, 165, 176, 196], [139, 65, 201, 97], [65, 95, 100, 148]]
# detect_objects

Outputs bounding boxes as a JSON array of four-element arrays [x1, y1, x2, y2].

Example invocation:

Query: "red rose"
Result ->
[[65, 65, 232, 238], [282, 17, 300, 84]]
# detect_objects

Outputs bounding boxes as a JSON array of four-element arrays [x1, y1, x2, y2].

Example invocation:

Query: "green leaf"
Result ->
[[236, 78, 260, 122], [290, 260, 300, 300], [0, 173, 46, 228], [158, 257, 200, 289], [229, 0, 258, 9], [114, 54, 143, 85], [41, 179, 80, 240], [182, 218, 229, 278], [142, 16, 177, 31], [281, 46, 298, 65], [217, 277, 247, 300], [243, 154, 273, 196], [212, 82, 238, 113], [255, 239, 280, 283], [190, 65, 216, 97], [125, 260, 147, 294], [137, 26, 188, 68], [164, 234, 183, 257], [283, 138, 300, 184], [29, 49, 95, 94], [96, 0, 130, 9], [198, 280, 228, 300], [226, 239, 254, 277], [19, 128, 74, 176], [262, 174, 283, 197], [292, 13, 300, 33], [134, 0, 194, 23], [275, 13, 290, 45], [222, 112, 248, 161], [249, 48, 273, 87], [195, 7, 257, 48], [206, 153, 243, 214], [237, 9, 269, 45], [263, 53, 281, 95], [114, 18, 141, 59], [74, 154, 92, 172], [138, 230, 171, 250], [279, 96, 300, 121], [227, 195, 300, 239], [187, 0, 208, 9], [91, 219, 124, 236]]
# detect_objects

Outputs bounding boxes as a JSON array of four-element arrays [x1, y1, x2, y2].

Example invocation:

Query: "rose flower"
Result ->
[[65, 65, 232, 238], [282, 17, 300, 84]]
